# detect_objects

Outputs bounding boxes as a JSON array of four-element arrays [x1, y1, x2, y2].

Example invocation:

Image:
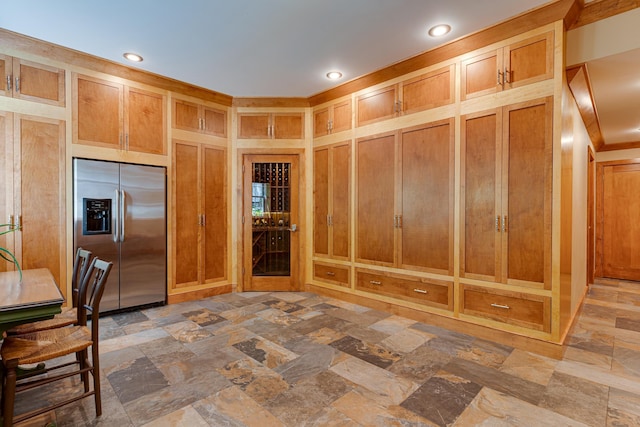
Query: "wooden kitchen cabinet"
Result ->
[[173, 140, 226, 289], [0, 55, 65, 106], [356, 85, 398, 127], [73, 74, 167, 155], [461, 32, 553, 100], [313, 141, 350, 260], [0, 111, 66, 289], [356, 119, 454, 274], [313, 99, 352, 137], [172, 98, 226, 138], [460, 97, 552, 289], [313, 261, 350, 288], [237, 112, 304, 139]]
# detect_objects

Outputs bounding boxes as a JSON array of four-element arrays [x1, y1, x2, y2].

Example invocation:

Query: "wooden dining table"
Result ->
[[0, 268, 64, 336]]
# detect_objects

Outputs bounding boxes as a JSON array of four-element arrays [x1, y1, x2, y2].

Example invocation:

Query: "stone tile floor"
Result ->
[[12, 278, 640, 426]]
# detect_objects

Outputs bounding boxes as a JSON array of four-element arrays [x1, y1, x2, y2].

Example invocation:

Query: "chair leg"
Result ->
[[79, 349, 90, 393], [92, 345, 102, 417], [2, 359, 18, 427]]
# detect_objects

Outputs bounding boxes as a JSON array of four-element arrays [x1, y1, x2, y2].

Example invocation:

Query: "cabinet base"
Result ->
[[168, 284, 232, 304]]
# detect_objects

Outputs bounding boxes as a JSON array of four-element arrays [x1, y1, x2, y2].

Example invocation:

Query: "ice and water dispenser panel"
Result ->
[[82, 198, 111, 235]]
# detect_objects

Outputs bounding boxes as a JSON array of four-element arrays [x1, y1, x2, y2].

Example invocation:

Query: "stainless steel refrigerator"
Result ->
[[73, 159, 166, 312]]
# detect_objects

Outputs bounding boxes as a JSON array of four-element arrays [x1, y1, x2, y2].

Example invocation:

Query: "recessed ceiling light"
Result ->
[[326, 71, 343, 80], [123, 52, 143, 62], [428, 24, 451, 37]]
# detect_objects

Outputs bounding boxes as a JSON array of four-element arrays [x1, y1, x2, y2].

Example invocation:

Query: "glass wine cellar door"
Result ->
[[244, 155, 299, 291]]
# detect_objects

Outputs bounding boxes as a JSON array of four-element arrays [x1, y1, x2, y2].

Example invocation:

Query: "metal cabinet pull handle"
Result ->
[[326, 271, 336, 277], [491, 303, 510, 310], [413, 288, 428, 294], [6, 75, 11, 91], [495, 215, 501, 231], [15, 77, 19, 92], [504, 68, 511, 84], [369, 280, 382, 285], [18, 215, 22, 231], [503, 216, 508, 232], [497, 70, 503, 86]]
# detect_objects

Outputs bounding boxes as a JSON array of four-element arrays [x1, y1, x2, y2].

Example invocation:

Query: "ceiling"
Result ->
[[1, 0, 638, 148]]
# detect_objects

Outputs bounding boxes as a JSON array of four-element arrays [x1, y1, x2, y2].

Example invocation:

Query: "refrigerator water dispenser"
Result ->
[[82, 198, 111, 235]]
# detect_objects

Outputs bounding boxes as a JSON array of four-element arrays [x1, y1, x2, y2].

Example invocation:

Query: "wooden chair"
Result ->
[[0, 258, 112, 427], [6, 248, 93, 335]]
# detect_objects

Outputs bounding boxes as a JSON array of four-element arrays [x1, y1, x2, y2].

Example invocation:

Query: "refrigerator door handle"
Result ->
[[113, 189, 120, 243], [120, 189, 126, 242]]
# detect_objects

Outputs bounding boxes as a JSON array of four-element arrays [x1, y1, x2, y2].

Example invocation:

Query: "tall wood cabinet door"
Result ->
[[460, 110, 502, 282], [356, 85, 397, 127], [202, 145, 227, 283], [202, 107, 226, 138], [174, 141, 200, 287], [313, 147, 330, 256], [331, 142, 351, 259], [461, 50, 502, 101], [12, 59, 65, 107], [504, 32, 553, 90], [503, 97, 552, 288], [0, 55, 10, 98], [173, 99, 201, 133], [0, 112, 14, 272], [125, 86, 166, 155], [600, 163, 640, 281], [401, 65, 454, 114], [238, 113, 270, 139], [14, 115, 65, 287], [400, 120, 454, 274], [356, 133, 396, 265], [74, 75, 123, 149], [273, 113, 304, 139]]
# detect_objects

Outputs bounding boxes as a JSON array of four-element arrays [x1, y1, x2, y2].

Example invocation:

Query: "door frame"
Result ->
[[238, 149, 306, 292], [587, 146, 595, 285]]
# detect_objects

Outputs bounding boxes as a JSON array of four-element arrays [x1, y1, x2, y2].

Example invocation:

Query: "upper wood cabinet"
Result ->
[[0, 112, 66, 290], [237, 112, 304, 139], [173, 140, 227, 289], [172, 98, 226, 138], [313, 141, 351, 260], [461, 32, 553, 100], [355, 119, 454, 273], [355, 65, 454, 127], [313, 99, 351, 138], [73, 74, 167, 155], [0, 55, 65, 106], [460, 97, 553, 289]]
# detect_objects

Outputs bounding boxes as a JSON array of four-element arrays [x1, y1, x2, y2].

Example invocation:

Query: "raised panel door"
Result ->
[[504, 98, 552, 288], [15, 115, 65, 287], [356, 85, 397, 127], [504, 32, 553, 90], [332, 100, 352, 133], [401, 65, 454, 114], [238, 113, 270, 139], [461, 50, 501, 100], [400, 120, 453, 273], [357, 133, 395, 265], [313, 147, 329, 256], [203, 107, 226, 137], [461, 110, 501, 282], [202, 145, 226, 282], [273, 113, 304, 139], [13, 59, 65, 106], [313, 108, 330, 138], [173, 99, 201, 132], [174, 141, 200, 287], [75, 75, 123, 149], [331, 142, 350, 259], [601, 163, 640, 281], [126, 87, 166, 155]]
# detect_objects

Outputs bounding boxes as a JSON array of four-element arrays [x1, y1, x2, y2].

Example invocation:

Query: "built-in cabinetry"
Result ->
[[0, 112, 65, 288], [238, 112, 304, 139], [355, 65, 454, 127], [173, 140, 227, 288], [0, 55, 65, 106], [355, 119, 454, 274], [460, 32, 553, 100], [73, 74, 167, 155], [172, 98, 226, 138], [313, 99, 351, 137]]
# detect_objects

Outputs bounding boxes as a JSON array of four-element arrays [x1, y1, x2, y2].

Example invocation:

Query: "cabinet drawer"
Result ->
[[356, 270, 452, 310], [313, 262, 350, 288], [461, 285, 550, 332]]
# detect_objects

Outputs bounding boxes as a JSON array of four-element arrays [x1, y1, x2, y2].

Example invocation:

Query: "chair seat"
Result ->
[[1, 326, 91, 365], [7, 308, 78, 335]]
